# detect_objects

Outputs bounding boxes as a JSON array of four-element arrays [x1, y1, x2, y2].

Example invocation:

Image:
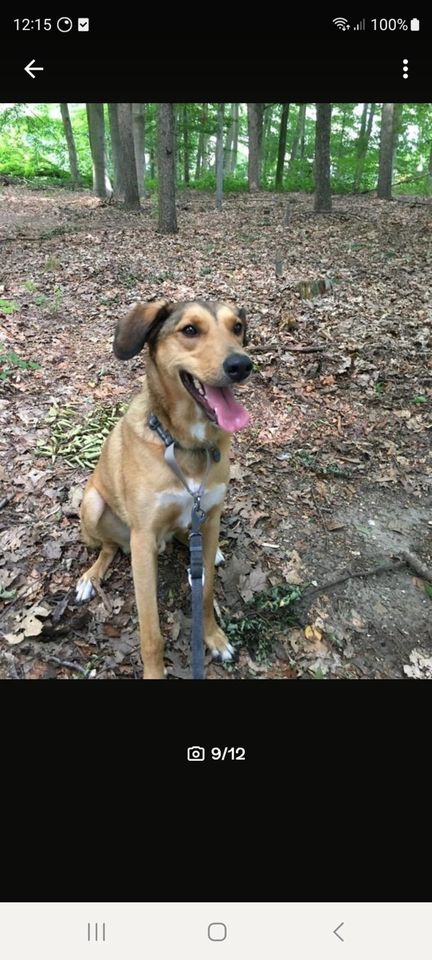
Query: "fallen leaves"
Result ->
[[1, 185, 432, 680], [403, 649, 432, 679], [4, 601, 51, 644]]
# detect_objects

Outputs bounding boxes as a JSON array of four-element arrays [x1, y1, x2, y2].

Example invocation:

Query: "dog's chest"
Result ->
[[156, 481, 226, 530]]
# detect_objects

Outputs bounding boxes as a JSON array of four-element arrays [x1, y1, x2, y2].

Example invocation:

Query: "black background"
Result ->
[[0, 11, 429, 100]]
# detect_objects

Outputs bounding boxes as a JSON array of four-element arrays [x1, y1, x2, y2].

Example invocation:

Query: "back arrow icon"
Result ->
[[333, 923, 344, 942], [25, 60, 44, 78]]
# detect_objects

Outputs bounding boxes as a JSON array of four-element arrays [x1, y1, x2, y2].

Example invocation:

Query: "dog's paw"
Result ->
[[75, 576, 96, 602], [215, 547, 225, 566], [206, 626, 235, 662], [212, 642, 235, 662]]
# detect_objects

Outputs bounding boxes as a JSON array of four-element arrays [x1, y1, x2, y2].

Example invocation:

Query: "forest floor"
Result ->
[[1, 184, 432, 680]]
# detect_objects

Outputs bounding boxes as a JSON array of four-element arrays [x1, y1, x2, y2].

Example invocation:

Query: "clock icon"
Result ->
[[57, 17, 73, 32]]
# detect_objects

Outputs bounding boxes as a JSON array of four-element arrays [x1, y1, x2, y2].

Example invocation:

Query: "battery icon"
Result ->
[[410, 18, 420, 30]]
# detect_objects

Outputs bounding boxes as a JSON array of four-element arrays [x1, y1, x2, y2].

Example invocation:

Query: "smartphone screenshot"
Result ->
[[0, 10, 430, 951]]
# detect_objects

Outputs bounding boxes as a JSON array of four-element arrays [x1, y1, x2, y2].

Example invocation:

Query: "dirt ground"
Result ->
[[1, 184, 431, 679]]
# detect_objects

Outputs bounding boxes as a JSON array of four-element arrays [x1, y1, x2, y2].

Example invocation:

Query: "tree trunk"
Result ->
[[230, 103, 239, 173], [275, 103, 289, 189], [377, 103, 395, 200], [224, 103, 235, 173], [353, 103, 368, 191], [60, 103, 80, 188], [289, 103, 306, 169], [157, 103, 177, 234], [215, 103, 224, 210], [392, 103, 403, 174], [195, 103, 208, 179], [262, 105, 273, 180], [86, 103, 106, 198], [132, 103, 146, 198], [338, 104, 347, 159], [108, 103, 124, 195], [149, 147, 155, 180], [353, 103, 375, 192], [183, 105, 190, 185], [314, 103, 332, 213], [300, 106, 307, 159], [428, 144, 432, 196], [117, 103, 141, 210], [247, 103, 264, 192]]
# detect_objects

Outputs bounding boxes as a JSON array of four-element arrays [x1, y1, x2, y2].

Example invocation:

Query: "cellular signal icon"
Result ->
[[354, 18, 366, 30], [333, 17, 350, 30]]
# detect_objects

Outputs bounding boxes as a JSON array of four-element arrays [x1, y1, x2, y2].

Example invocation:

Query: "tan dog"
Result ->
[[76, 300, 252, 678]]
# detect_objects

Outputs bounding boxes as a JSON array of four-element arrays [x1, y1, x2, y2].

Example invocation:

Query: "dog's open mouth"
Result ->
[[180, 372, 250, 433]]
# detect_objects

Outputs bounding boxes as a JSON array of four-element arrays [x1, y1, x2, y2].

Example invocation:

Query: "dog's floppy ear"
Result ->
[[237, 306, 248, 346], [113, 300, 174, 360]]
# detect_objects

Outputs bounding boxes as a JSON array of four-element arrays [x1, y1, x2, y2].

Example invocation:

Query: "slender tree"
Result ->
[[392, 103, 403, 173], [289, 103, 306, 169], [275, 103, 289, 189], [337, 104, 348, 158], [183, 105, 190, 185], [377, 102, 395, 200], [247, 103, 264, 192], [215, 103, 224, 210], [428, 143, 432, 196], [230, 103, 239, 173], [108, 103, 124, 194], [117, 104, 141, 210], [262, 105, 274, 180], [60, 103, 80, 188], [353, 103, 375, 192], [132, 103, 146, 198], [224, 103, 239, 173], [195, 103, 208, 179], [314, 103, 332, 212], [157, 103, 177, 233], [86, 103, 106, 197]]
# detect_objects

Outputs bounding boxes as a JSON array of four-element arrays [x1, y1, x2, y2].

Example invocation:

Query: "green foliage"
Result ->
[[37, 401, 127, 468], [0, 103, 92, 182], [0, 350, 41, 380], [222, 583, 301, 663], [0, 103, 430, 197], [0, 299, 18, 314]]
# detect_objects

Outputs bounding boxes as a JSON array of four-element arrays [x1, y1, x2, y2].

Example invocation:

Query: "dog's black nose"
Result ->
[[223, 353, 253, 383]]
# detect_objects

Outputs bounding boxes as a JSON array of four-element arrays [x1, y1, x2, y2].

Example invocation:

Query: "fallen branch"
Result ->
[[284, 345, 325, 354], [0, 495, 12, 510], [402, 550, 432, 583], [46, 655, 87, 676], [301, 559, 406, 602], [248, 343, 325, 354], [300, 548, 432, 606]]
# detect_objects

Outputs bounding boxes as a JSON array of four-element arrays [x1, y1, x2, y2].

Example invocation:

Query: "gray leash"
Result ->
[[149, 414, 215, 679]]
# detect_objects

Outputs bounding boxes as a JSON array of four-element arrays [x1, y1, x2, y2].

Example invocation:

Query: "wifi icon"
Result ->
[[333, 17, 350, 30]]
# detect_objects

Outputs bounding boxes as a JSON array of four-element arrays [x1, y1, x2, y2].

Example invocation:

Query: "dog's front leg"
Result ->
[[202, 509, 235, 663], [130, 529, 164, 679]]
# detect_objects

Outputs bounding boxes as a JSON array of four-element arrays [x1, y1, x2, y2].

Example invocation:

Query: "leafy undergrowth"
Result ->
[[1, 185, 432, 679], [37, 401, 126, 468]]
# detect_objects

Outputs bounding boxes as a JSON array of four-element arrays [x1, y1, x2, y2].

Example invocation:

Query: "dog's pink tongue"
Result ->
[[204, 385, 250, 433]]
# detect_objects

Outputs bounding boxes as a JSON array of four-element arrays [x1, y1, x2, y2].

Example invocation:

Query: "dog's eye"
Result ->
[[182, 325, 198, 337], [233, 322, 243, 336]]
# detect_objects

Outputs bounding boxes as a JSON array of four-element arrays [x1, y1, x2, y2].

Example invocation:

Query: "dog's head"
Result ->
[[113, 300, 252, 433]]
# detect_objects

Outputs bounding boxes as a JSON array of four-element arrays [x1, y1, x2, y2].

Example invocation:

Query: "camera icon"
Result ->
[[187, 745, 205, 761]]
